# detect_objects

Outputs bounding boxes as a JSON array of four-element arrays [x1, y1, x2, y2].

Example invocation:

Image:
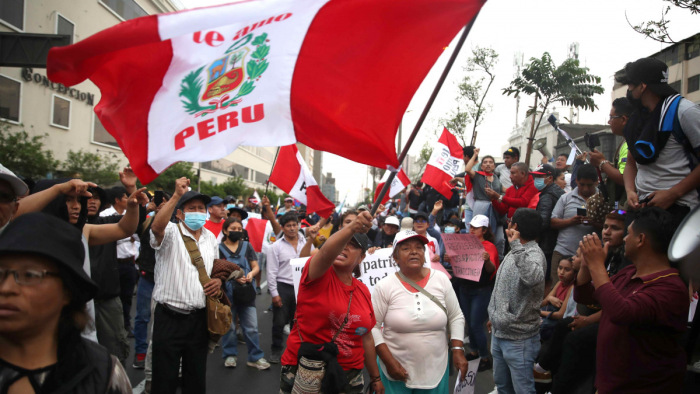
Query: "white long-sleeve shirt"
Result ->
[[371, 269, 464, 389]]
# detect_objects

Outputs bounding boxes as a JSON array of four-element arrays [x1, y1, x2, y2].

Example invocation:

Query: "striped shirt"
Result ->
[[150, 221, 217, 310]]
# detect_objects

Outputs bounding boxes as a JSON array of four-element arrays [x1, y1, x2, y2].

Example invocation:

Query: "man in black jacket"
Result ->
[[534, 164, 565, 284]]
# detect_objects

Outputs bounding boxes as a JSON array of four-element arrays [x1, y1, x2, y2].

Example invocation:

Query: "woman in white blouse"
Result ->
[[372, 230, 467, 393]]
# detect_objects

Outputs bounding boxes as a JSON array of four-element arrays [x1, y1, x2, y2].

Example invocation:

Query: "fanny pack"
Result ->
[[292, 291, 353, 394]]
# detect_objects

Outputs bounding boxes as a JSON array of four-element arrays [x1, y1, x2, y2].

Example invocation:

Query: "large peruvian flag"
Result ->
[[374, 169, 411, 205], [47, 0, 486, 184], [269, 145, 335, 217], [421, 128, 463, 199]]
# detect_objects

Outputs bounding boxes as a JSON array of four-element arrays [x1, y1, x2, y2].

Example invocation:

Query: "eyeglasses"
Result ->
[[610, 209, 627, 215], [414, 219, 428, 224], [0, 192, 17, 204], [608, 115, 623, 121], [0, 268, 61, 286]]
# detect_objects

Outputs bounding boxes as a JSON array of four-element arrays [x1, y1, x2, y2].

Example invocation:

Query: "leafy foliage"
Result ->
[[502, 52, 604, 166], [0, 123, 60, 180], [146, 161, 197, 192], [62, 149, 121, 186], [179, 67, 209, 115], [443, 47, 499, 146], [627, 1, 700, 43]]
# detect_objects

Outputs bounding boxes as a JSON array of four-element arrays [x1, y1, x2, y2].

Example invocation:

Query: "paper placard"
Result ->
[[453, 358, 480, 394], [441, 233, 485, 282]]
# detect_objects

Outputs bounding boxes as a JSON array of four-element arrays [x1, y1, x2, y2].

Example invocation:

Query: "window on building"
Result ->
[[0, 0, 24, 31], [254, 170, 267, 184], [669, 80, 682, 93], [688, 74, 700, 94], [56, 14, 74, 44], [0, 75, 21, 122], [100, 0, 147, 21], [51, 95, 71, 129], [92, 113, 120, 147], [686, 41, 700, 61]]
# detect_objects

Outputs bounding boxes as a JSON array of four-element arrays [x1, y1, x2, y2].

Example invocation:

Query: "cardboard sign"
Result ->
[[292, 247, 432, 298], [453, 359, 480, 394], [441, 233, 485, 282]]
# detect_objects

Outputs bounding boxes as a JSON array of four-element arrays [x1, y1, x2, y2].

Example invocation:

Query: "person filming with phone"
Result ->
[[549, 164, 601, 287]]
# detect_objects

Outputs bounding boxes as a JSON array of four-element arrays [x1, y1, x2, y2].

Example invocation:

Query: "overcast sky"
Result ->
[[180, 0, 698, 205]]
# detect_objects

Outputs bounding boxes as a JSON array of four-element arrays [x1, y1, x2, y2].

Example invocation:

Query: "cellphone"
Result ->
[[639, 195, 652, 205], [577, 208, 587, 217], [154, 190, 164, 206]]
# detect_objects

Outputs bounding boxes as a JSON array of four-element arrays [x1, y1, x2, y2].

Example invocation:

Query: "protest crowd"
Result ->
[[2, 8, 700, 392]]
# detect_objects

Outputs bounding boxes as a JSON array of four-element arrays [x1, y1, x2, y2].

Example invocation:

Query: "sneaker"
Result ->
[[256, 286, 262, 295], [247, 358, 271, 370], [269, 350, 282, 364], [477, 358, 492, 372], [224, 356, 237, 368], [533, 369, 552, 383], [132, 353, 146, 369]]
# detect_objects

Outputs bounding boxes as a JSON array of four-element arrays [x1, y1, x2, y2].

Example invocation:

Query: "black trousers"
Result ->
[[552, 322, 598, 394], [272, 282, 296, 351], [152, 304, 208, 394], [118, 260, 138, 330]]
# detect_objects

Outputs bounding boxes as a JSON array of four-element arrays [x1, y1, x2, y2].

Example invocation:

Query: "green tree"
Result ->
[[627, 1, 700, 43], [0, 123, 59, 180], [502, 52, 604, 166], [146, 162, 197, 192], [62, 149, 121, 185], [444, 47, 499, 146]]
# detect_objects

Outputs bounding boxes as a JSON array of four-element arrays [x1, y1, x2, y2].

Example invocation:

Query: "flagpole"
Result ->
[[370, 13, 480, 216], [264, 147, 281, 196]]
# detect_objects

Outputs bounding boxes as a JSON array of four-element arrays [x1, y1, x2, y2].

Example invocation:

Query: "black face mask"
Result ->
[[227, 231, 244, 242], [626, 89, 643, 110]]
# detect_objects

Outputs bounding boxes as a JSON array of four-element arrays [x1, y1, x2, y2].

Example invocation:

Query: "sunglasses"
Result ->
[[610, 209, 627, 215], [414, 218, 428, 224]]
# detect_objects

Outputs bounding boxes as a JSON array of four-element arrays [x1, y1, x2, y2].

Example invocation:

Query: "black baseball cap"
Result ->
[[532, 164, 555, 176], [413, 211, 429, 221], [349, 233, 370, 252], [503, 147, 520, 158], [0, 212, 98, 303], [177, 190, 211, 209], [615, 57, 677, 97]]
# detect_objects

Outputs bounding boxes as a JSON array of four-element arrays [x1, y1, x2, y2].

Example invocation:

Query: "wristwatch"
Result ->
[[450, 346, 465, 352], [598, 160, 610, 171]]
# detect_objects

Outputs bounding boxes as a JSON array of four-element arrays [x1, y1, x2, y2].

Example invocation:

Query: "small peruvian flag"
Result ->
[[421, 128, 463, 199], [245, 217, 268, 253], [269, 145, 335, 218], [374, 169, 411, 205], [46, 0, 485, 184]]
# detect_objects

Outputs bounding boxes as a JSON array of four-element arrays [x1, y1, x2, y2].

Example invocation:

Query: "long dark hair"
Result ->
[[222, 217, 243, 235]]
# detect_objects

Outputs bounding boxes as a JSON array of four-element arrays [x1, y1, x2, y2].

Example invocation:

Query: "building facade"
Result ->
[[0, 0, 309, 192]]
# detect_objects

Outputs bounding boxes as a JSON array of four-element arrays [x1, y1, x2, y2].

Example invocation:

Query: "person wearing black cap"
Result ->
[[495, 147, 520, 192], [149, 177, 221, 393], [0, 212, 131, 393], [616, 57, 700, 224], [279, 210, 384, 394], [534, 164, 565, 281]]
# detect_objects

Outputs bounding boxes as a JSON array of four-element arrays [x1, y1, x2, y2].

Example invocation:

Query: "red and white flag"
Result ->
[[245, 217, 268, 253], [374, 169, 411, 205], [250, 191, 261, 205], [421, 128, 463, 199], [47, 0, 485, 184], [269, 145, 335, 217]]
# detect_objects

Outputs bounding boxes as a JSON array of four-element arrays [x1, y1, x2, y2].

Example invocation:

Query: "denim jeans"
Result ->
[[221, 281, 265, 362], [458, 285, 492, 358], [491, 334, 540, 394], [134, 277, 155, 355]]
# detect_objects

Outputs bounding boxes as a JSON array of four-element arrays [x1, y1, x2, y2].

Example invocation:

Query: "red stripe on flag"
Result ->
[[269, 145, 302, 193], [292, 0, 485, 170], [245, 217, 268, 253], [306, 185, 335, 218], [48, 16, 170, 184]]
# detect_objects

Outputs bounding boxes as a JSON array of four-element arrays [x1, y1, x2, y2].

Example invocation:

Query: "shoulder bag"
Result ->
[[219, 242, 257, 306], [292, 290, 354, 394], [177, 225, 232, 340]]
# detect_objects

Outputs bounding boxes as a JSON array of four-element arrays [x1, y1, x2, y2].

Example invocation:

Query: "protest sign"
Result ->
[[292, 247, 433, 298], [453, 358, 480, 394], [441, 233, 485, 281]]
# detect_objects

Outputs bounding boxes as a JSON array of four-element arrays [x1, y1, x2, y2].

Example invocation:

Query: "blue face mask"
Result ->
[[534, 178, 545, 191], [226, 203, 235, 210], [183, 212, 207, 230], [444, 226, 456, 234]]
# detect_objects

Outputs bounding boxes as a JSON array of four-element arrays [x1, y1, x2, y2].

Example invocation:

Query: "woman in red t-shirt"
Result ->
[[279, 211, 384, 394]]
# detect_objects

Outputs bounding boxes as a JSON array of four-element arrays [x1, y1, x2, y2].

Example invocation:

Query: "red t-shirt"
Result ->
[[281, 258, 376, 370], [204, 220, 224, 238]]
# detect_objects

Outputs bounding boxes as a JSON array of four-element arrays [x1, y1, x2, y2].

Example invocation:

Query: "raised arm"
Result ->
[[306, 211, 372, 282], [151, 177, 188, 246], [261, 195, 282, 235], [16, 179, 94, 216], [506, 227, 544, 287], [84, 187, 148, 246], [463, 148, 480, 178]]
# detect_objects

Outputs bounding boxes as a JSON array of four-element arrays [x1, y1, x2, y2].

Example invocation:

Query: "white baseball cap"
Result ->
[[0, 163, 28, 197], [469, 214, 490, 228], [384, 216, 400, 227], [392, 230, 428, 249]]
